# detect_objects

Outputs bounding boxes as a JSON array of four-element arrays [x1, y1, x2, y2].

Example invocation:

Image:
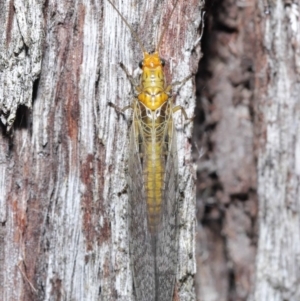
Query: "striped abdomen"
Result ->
[[145, 136, 164, 233]]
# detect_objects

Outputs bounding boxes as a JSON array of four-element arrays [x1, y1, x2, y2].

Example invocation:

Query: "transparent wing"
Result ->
[[128, 100, 179, 301], [156, 115, 179, 301], [127, 109, 156, 301]]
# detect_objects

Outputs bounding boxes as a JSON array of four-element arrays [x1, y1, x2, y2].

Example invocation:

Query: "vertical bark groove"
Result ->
[[195, 1, 257, 300]]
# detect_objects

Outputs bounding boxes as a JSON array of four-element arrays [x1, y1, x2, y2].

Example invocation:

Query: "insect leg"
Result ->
[[170, 74, 194, 89], [172, 105, 188, 119], [119, 62, 141, 92], [172, 105, 194, 122], [108, 102, 132, 115], [164, 74, 194, 98]]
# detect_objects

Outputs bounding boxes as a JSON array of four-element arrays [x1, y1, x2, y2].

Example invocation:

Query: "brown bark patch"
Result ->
[[11, 199, 26, 243], [23, 197, 43, 278], [65, 4, 85, 141], [96, 145, 111, 246], [50, 276, 63, 301], [81, 154, 97, 251], [81, 146, 110, 250], [55, 4, 85, 142]]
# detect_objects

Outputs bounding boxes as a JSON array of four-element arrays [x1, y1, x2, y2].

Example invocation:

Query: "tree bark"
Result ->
[[195, 1, 257, 300], [195, 0, 300, 301], [253, 1, 300, 300], [0, 0, 44, 129], [0, 0, 203, 301]]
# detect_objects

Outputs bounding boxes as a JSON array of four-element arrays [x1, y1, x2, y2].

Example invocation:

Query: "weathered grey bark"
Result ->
[[0, 0, 44, 129], [0, 0, 203, 300], [253, 1, 300, 300], [195, 0, 300, 301]]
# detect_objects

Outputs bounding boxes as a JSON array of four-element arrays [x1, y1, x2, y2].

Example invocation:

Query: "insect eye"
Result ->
[[160, 58, 165, 66], [139, 60, 143, 68]]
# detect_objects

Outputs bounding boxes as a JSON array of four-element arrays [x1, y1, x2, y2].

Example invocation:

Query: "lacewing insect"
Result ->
[[107, 0, 196, 300]]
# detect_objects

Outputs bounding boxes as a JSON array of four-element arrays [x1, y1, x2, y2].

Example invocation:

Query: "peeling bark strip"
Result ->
[[0, 0, 44, 130], [0, 0, 202, 301]]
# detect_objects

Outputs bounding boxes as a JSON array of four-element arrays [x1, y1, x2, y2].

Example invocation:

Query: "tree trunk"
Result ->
[[253, 1, 300, 300], [195, 0, 300, 301], [195, 1, 257, 300], [0, 0, 203, 300]]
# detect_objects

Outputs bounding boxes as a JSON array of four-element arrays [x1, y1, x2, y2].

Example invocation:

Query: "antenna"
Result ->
[[156, 0, 180, 52], [107, 0, 147, 53]]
